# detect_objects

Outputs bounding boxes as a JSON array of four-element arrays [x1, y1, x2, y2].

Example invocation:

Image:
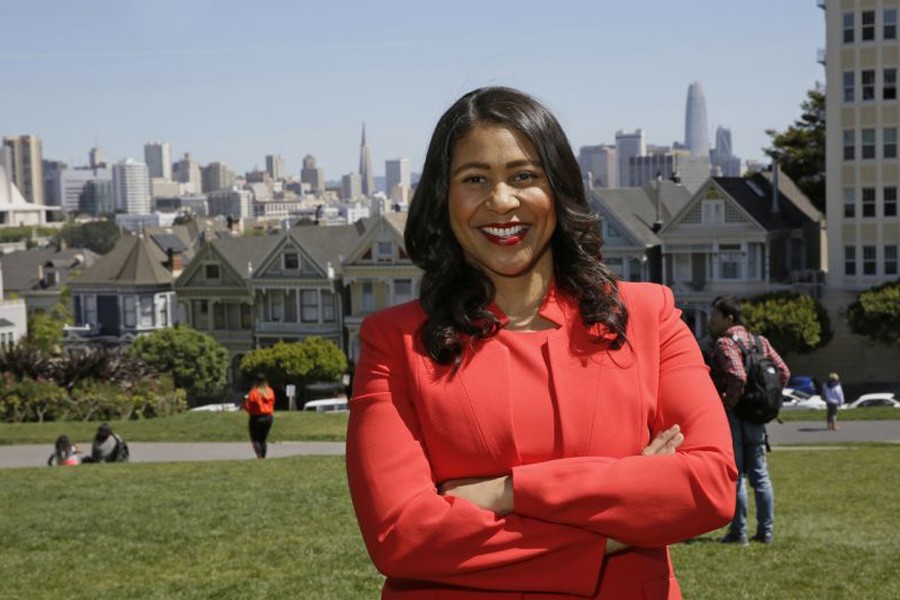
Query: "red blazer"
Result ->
[[347, 282, 736, 599]]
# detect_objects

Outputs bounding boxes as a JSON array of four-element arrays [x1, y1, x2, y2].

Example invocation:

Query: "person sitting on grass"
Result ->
[[47, 434, 81, 466], [82, 423, 130, 463]]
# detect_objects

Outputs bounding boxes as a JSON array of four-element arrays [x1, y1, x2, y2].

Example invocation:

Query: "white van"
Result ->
[[302, 397, 349, 413]]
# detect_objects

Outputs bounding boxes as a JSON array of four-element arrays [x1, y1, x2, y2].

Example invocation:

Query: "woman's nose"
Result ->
[[487, 182, 520, 212]]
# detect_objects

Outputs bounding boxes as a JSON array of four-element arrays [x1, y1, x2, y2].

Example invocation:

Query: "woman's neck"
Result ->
[[491, 261, 555, 332]]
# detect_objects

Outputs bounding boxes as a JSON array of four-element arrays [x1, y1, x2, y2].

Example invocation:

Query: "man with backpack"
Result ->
[[709, 295, 789, 546]]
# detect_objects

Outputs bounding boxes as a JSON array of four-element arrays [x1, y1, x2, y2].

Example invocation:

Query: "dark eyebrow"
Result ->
[[451, 159, 542, 176]]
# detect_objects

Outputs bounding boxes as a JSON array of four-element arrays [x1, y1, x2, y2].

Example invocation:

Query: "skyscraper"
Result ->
[[112, 159, 151, 214], [615, 129, 646, 188], [385, 158, 411, 203], [2, 134, 44, 205], [172, 152, 201, 194], [265, 154, 285, 180], [711, 126, 742, 177], [342, 172, 362, 200], [684, 82, 710, 157], [301, 154, 325, 194], [89, 147, 108, 172], [578, 145, 617, 188], [359, 123, 374, 196], [144, 142, 171, 180]]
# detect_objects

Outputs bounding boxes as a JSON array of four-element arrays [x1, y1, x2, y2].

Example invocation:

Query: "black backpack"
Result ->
[[731, 335, 784, 424]]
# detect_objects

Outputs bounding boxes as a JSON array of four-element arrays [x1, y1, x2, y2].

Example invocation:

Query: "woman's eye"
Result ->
[[514, 171, 538, 182], [463, 175, 486, 184]]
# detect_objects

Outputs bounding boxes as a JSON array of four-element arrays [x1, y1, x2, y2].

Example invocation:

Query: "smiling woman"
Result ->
[[346, 87, 737, 600]]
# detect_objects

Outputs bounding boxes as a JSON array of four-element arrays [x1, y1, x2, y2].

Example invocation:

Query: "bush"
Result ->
[[0, 379, 69, 423]]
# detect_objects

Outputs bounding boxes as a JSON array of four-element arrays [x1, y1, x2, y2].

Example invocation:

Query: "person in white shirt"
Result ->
[[822, 372, 845, 431]]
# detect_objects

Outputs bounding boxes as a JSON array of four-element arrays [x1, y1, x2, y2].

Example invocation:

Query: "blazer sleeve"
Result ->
[[512, 285, 738, 547], [346, 313, 607, 596]]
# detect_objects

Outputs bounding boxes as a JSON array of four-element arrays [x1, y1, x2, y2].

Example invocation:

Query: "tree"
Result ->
[[240, 337, 347, 389], [741, 291, 832, 355], [25, 300, 72, 354], [763, 88, 826, 213], [125, 325, 229, 402], [56, 220, 122, 255], [846, 278, 900, 347]]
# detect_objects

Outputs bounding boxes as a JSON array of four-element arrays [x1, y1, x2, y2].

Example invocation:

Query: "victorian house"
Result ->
[[342, 212, 421, 363], [0, 246, 99, 314], [658, 169, 826, 337]]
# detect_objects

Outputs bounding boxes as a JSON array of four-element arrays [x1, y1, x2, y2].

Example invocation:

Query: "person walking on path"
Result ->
[[709, 295, 789, 546], [822, 372, 845, 431], [242, 373, 275, 459]]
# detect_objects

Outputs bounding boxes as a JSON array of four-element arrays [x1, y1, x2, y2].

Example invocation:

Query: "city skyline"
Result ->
[[1, 1, 823, 178]]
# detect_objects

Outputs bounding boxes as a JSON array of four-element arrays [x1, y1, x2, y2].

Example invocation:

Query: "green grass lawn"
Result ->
[[0, 411, 350, 446], [0, 405, 895, 446], [1, 448, 898, 599]]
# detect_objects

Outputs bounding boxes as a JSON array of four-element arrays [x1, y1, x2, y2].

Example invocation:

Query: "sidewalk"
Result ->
[[1, 421, 897, 471]]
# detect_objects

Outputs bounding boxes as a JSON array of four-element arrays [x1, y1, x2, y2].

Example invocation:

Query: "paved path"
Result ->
[[1, 421, 897, 471]]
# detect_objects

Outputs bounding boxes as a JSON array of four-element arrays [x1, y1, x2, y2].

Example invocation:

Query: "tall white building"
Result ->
[[359, 123, 374, 196], [266, 154, 286, 180], [684, 82, 710, 157], [615, 129, 646, 188], [113, 159, 151, 214], [173, 152, 201, 194], [578, 145, 617, 188], [385, 158, 411, 203], [342, 172, 362, 200], [144, 142, 171, 180]]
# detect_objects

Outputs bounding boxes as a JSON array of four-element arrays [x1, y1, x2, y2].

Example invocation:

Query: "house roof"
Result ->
[[74, 235, 173, 286], [711, 172, 824, 231], [0, 247, 99, 293], [589, 182, 692, 247], [209, 233, 280, 278], [288, 223, 365, 275]]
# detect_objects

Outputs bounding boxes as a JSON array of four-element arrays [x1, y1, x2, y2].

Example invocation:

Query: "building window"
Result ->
[[674, 254, 691, 281], [861, 129, 876, 159], [844, 187, 856, 217], [606, 257, 624, 278], [843, 129, 855, 160], [123, 296, 136, 328], [862, 246, 877, 275], [301, 290, 318, 323], [719, 244, 742, 280], [862, 187, 877, 217], [321, 290, 335, 322], [885, 186, 898, 217], [862, 10, 875, 41], [284, 289, 297, 323], [701, 200, 725, 225], [843, 11, 855, 43], [394, 279, 414, 305], [157, 296, 168, 327], [270, 293, 283, 322], [376, 241, 393, 262], [139, 296, 154, 327], [886, 246, 899, 276], [205, 263, 220, 280], [84, 295, 97, 326], [629, 258, 642, 282], [886, 9, 898, 40], [283, 252, 299, 270], [361, 281, 375, 312], [884, 127, 897, 159], [885, 68, 897, 100], [862, 70, 876, 100], [192, 300, 209, 329], [241, 304, 252, 329], [843, 71, 855, 102], [845, 246, 856, 276], [213, 303, 226, 329]]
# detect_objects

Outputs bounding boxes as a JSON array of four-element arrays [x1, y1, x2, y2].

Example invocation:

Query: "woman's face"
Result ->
[[447, 123, 556, 284]]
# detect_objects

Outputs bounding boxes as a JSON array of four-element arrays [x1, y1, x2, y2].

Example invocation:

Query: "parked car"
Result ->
[[302, 397, 349, 413], [787, 375, 818, 396], [781, 387, 827, 410], [840, 393, 900, 410]]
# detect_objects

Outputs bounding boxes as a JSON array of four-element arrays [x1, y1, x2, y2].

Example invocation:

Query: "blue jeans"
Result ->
[[726, 409, 774, 538]]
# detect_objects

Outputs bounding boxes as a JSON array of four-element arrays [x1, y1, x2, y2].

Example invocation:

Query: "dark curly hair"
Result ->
[[405, 86, 628, 365]]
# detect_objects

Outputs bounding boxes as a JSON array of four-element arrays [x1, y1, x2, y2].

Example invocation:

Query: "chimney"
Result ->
[[166, 248, 184, 274], [771, 163, 781, 214]]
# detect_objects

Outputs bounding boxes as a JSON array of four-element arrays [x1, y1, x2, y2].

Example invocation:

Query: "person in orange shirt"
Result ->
[[242, 372, 275, 458], [346, 87, 737, 599]]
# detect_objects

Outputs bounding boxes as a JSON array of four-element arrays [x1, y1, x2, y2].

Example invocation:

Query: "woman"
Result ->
[[83, 423, 129, 463], [346, 87, 736, 599], [822, 372, 844, 431], [243, 373, 275, 458], [47, 434, 81, 466]]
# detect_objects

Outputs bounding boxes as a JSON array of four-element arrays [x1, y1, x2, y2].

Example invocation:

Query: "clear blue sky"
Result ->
[[1, 0, 824, 180]]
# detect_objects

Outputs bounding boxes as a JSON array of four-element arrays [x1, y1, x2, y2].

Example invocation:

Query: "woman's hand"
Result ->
[[642, 424, 683, 456], [439, 476, 513, 516]]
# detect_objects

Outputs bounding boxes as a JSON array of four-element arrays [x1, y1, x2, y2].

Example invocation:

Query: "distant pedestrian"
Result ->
[[47, 435, 81, 466], [242, 373, 275, 458], [83, 423, 129, 463], [823, 372, 845, 431]]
